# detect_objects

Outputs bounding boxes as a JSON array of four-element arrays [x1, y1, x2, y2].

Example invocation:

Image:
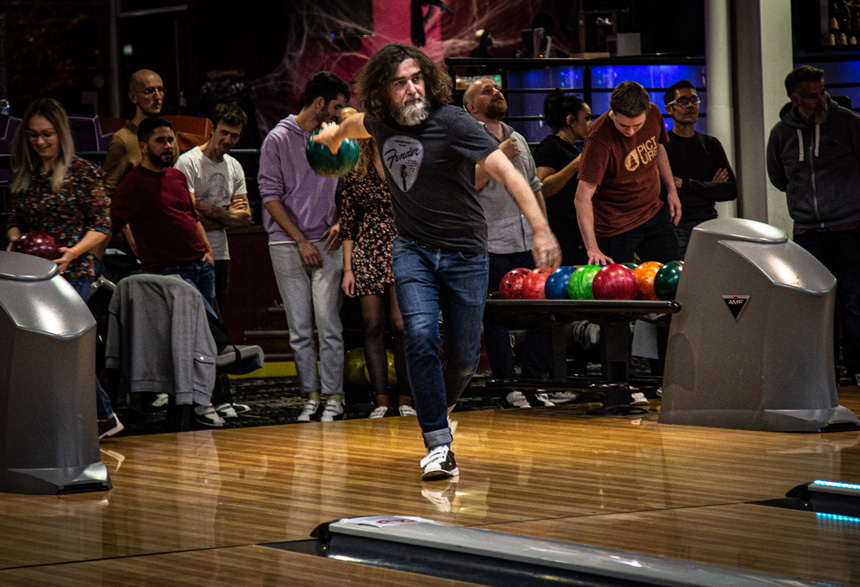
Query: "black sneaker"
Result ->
[[420, 445, 459, 480], [98, 413, 124, 439]]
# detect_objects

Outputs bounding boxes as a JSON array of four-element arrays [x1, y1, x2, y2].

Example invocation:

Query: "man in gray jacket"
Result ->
[[767, 65, 860, 386]]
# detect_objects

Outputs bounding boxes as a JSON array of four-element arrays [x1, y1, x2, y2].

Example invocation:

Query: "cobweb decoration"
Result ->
[[249, 0, 575, 135]]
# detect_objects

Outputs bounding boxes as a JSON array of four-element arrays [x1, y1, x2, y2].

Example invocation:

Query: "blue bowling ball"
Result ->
[[306, 129, 360, 177], [545, 266, 576, 299]]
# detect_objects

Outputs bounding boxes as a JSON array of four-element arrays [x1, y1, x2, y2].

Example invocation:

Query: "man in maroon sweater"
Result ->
[[110, 116, 215, 311]]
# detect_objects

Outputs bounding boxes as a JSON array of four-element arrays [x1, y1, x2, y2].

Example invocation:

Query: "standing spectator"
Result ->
[[6, 98, 122, 438], [663, 80, 737, 258], [175, 102, 252, 317], [258, 72, 349, 422], [341, 136, 414, 418], [533, 90, 592, 266], [99, 69, 177, 272], [767, 65, 860, 386], [464, 77, 572, 408], [574, 81, 681, 266]]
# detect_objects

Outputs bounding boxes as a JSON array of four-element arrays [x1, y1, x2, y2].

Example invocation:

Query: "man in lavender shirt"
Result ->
[[258, 72, 350, 422]]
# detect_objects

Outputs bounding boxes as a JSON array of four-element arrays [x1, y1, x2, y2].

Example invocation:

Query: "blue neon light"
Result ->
[[813, 479, 860, 491], [816, 512, 860, 524]]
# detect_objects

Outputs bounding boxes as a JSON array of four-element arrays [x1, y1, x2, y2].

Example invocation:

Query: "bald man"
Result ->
[[99, 69, 178, 263], [103, 70, 179, 196], [463, 78, 573, 407]]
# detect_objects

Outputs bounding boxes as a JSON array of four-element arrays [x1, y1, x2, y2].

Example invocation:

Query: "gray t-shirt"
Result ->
[[365, 105, 497, 253]]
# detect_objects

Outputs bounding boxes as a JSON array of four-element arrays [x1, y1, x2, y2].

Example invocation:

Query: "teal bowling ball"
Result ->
[[306, 129, 360, 177], [654, 261, 684, 300]]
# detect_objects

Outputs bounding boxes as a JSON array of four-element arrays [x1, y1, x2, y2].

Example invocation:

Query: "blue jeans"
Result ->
[[597, 205, 680, 263], [393, 237, 489, 449], [485, 251, 548, 380], [67, 274, 113, 420], [795, 227, 860, 381], [159, 261, 217, 316]]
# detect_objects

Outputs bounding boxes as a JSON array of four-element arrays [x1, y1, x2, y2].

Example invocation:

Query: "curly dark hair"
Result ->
[[357, 43, 452, 124]]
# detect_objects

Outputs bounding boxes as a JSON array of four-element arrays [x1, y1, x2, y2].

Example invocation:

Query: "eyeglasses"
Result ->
[[668, 95, 701, 107], [25, 130, 57, 141], [135, 86, 165, 96]]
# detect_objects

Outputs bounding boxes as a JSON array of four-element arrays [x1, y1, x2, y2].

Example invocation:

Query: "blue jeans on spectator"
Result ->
[[597, 205, 680, 264], [159, 260, 217, 317], [486, 251, 548, 380], [392, 237, 489, 450], [795, 226, 860, 382], [67, 274, 113, 420]]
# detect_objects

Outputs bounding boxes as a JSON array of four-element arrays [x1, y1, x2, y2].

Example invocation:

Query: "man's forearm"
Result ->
[[574, 181, 599, 253]]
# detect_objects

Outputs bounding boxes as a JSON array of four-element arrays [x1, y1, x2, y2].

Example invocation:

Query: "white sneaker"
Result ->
[[533, 393, 556, 407], [296, 399, 320, 422], [630, 391, 649, 406], [547, 391, 577, 404], [656, 387, 663, 397], [398, 404, 417, 416], [420, 445, 459, 480], [505, 391, 530, 408], [193, 404, 224, 427], [152, 393, 169, 408], [369, 405, 390, 419], [320, 399, 345, 422], [214, 402, 238, 419]]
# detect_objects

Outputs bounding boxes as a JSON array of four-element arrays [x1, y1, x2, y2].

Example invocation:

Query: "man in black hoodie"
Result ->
[[767, 65, 860, 386]]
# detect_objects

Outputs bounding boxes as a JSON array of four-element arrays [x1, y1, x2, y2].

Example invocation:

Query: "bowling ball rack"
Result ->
[[483, 297, 681, 415]]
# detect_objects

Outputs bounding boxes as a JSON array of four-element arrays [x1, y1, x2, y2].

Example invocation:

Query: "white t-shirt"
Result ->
[[175, 146, 247, 260]]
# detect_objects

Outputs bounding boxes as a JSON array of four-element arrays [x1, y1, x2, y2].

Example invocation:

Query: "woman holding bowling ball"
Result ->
[[533, 90, 592, 266], [6, 98, 122, 438], [340, 135, 414, 419]]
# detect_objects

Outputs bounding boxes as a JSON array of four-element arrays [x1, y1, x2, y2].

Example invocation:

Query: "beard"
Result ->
[[390, 94, 430, 126], [484, 97, 508, 120], [798, 103, 827, 125], [147, 149, 172, 168]]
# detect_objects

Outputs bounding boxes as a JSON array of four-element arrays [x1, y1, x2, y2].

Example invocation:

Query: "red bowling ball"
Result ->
[[10, 231, 60, 261], [592, 264, 638, 300], [521, 267, 553, 299], [499, 267, 531, 299]]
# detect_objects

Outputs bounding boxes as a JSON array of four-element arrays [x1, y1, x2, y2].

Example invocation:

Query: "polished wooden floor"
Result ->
[[2, 391, 860, 586]]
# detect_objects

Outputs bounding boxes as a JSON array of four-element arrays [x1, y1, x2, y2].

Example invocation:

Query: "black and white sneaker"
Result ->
[[296, 399, 321, 422], [420, 445, 459, 480]]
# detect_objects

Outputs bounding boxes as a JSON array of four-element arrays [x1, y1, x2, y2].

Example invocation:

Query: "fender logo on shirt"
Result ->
[[383, 136, 423, 192], [624, 135, 658, 172]]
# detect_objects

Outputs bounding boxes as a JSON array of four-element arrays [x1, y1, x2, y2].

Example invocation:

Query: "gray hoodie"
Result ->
[[766, 93, 860, 229]]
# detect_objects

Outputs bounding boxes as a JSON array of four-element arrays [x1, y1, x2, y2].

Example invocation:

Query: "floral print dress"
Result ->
[[8, 156, 111, 281], [340, 165, 396, 297]]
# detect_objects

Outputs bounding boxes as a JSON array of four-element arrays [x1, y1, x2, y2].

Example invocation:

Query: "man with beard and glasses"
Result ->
[[768, 65, 860, 387], [463, 78, 572, 408], [314, 44, 561, 481], [110, 116, 215, 308], [258, 71, 350, 423]]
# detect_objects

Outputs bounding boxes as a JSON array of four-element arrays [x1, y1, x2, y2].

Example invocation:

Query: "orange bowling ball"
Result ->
[[633, 261, 663, 301]]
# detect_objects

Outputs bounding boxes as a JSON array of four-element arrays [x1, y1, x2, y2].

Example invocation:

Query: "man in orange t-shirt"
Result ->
[[574, 81, 682, 265]]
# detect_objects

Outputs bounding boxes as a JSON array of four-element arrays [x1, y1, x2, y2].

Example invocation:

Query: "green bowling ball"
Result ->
[[306, 129, 360, 177], [654, 261, 684, 300], [568, 265, 601, 299], [364, 348, 397, 387], [344, 347, 370, 389]]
